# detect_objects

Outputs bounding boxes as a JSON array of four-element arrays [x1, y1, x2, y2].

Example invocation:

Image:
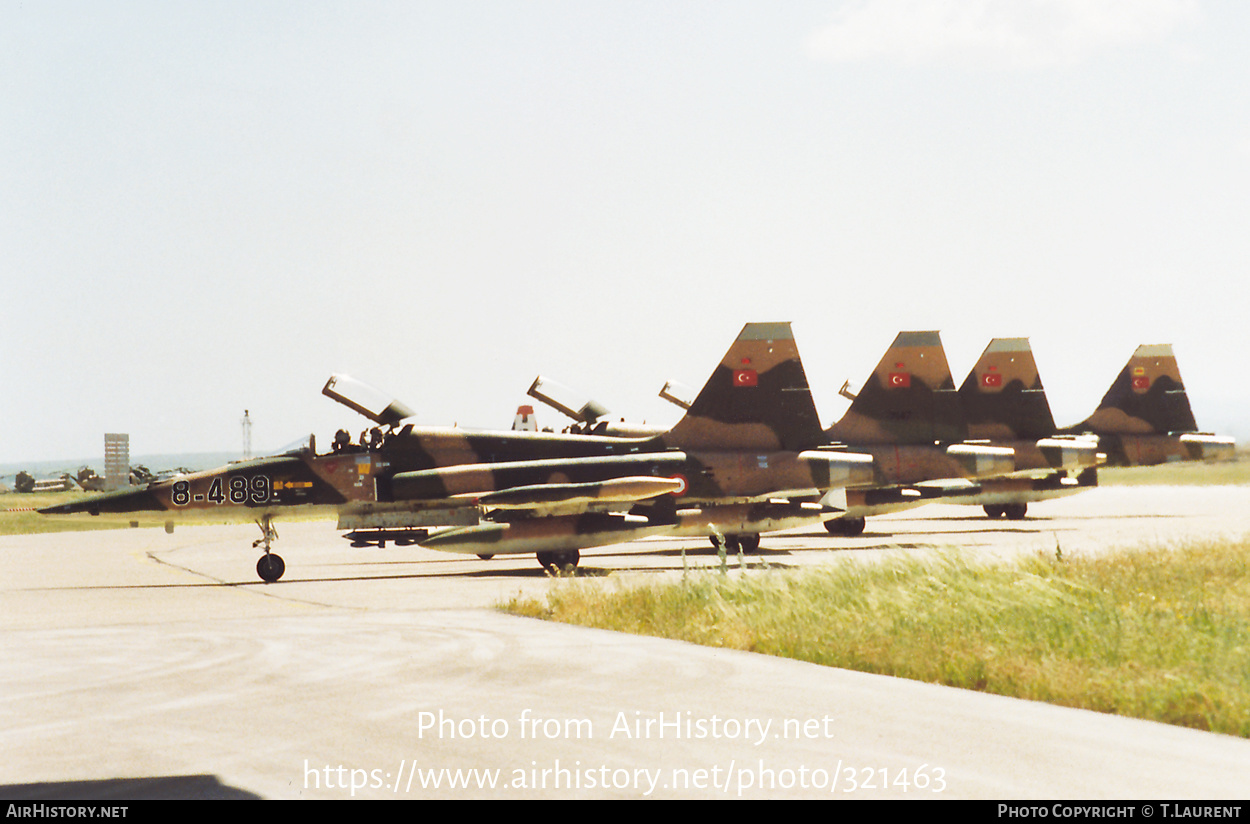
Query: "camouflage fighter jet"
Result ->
[[412, 322, 876, 564], [41, 323, 875, 580], [648, 330, 1030, 538], [1059, 344, 1235, 466], [817, 331, 1099, 535], [942, 337, 1102, 519], [946, 340, 1233, 519]]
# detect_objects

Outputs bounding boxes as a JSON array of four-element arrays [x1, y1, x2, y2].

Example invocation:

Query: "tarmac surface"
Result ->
[[3, 485, 1250, 799]]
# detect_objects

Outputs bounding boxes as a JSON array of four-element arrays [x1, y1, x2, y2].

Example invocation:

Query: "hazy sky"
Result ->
[[3, 0, 1247, 465]]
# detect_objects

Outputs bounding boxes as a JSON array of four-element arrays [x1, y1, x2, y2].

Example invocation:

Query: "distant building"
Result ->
[[105, 433, 129, 492]]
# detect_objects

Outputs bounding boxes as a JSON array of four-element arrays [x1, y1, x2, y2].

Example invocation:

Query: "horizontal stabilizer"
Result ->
[[945, 443, 1015, 478], [1035, 436, 1105, 471], [1178, 433, 1236, 462], [797, 450, 876, 489]]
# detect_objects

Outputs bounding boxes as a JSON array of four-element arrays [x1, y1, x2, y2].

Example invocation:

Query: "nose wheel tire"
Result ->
[[257, 553, 285, 583]]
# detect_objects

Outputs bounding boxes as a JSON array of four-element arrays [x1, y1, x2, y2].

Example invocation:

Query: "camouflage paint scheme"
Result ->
[[1061, 344, 1235, 466], [949, 340, 1233, 519], [42, 323, 874, 578], [818, 331, 1020, 534], [946, 337, 1102, 519]]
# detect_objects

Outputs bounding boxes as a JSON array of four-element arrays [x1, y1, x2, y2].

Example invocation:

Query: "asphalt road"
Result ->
[[3, 485, 1249, 799]]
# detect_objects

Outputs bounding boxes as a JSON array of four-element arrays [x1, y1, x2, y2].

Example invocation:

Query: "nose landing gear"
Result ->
[[253, 515, 285, 583]]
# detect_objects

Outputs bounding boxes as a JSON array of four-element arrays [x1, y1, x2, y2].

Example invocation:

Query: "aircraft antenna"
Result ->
[[242, 410, 253, 460]]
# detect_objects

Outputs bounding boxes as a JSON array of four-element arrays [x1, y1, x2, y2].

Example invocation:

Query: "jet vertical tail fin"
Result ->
[[662, 322, 826, 452], [825, 331, 964, 444], [958, 338, 1057, 441], [1069, 344, 1198, 436]]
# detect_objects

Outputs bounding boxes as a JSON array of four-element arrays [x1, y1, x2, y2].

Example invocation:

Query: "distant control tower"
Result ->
[[242, 410, 253, 460]]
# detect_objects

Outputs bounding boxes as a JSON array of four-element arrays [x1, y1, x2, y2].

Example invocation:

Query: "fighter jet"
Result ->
[[945, 340, 1233, 519], [41, 323, 875, 580], [413, 322, 876, 564], [942, 337, 1102, 519], [568, 331, 1035, 539], [817, 331, 1038, 535], [1060, 344, 1234, 465]]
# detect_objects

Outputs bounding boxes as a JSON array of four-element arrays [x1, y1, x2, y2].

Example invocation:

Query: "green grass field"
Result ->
[[1099, 452, 1250, 486], [504, 538, 1250, 738]]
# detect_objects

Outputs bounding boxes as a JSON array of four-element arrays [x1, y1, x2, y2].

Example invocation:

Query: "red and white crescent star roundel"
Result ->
[[668, 474, 688, 496], [733, 369, 758, 387]]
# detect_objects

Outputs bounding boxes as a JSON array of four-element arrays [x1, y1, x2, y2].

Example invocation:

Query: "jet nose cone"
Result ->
[[38, 487, 165, 516]]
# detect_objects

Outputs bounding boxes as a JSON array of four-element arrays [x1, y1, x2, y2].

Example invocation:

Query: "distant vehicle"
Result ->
[[74, 467, 106, 492]]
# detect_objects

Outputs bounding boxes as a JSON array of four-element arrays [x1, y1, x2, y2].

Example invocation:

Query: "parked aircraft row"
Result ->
[[526, 333, 1234, 532], [40, 324, 1233, 582]]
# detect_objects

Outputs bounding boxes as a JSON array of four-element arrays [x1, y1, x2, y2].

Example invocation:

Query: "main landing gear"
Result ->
[[536, 550, 579, 573], [254, 514, 285, 583], [707, 533, 761, 553], [983, 503, 1027, 520], [824, 516, 866, 536]]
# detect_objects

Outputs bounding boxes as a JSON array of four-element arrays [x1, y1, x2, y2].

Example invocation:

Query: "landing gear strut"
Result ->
[[253, 515, 285, 583]]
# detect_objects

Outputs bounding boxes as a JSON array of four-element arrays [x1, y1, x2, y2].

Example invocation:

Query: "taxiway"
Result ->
[[3, 485, 1249, 799]]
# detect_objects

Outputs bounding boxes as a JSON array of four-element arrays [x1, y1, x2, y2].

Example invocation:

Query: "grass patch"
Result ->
[[504, 538, 1250, 737], [1099, 453, 1250, 487]]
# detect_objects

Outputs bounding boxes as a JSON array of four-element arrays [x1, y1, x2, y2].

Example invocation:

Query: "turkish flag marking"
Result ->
[[1132, 376, 1150, 390], [982, 373, 1003, 388], [888, 372, 911, 388], [733, 369, 758, 387]]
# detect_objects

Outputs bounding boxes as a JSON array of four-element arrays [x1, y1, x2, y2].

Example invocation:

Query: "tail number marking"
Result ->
[[172, 476, 272, 507]]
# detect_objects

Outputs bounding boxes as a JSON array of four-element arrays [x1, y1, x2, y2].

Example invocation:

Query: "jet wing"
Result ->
[[387, 452, 690, 507]]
